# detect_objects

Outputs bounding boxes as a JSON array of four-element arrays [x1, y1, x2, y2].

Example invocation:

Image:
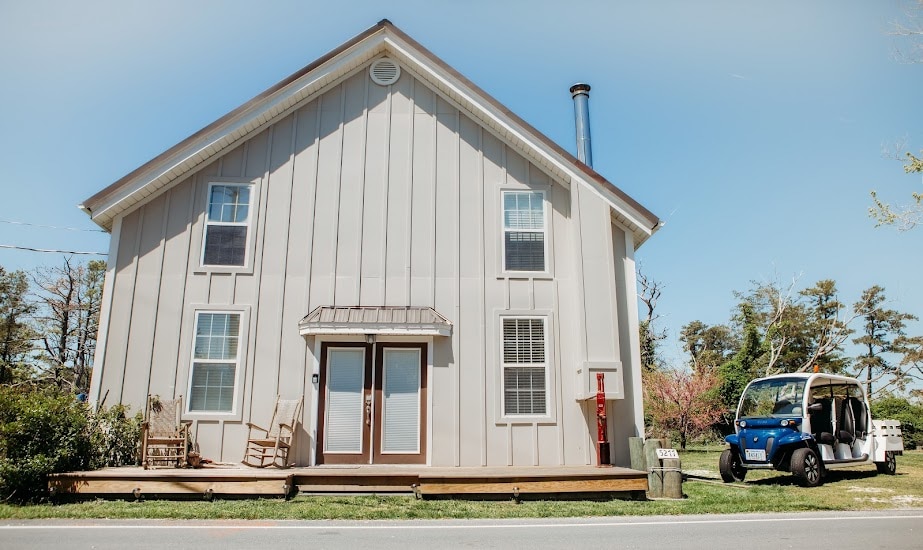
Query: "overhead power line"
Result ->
[[0, 219, 106, 232], [0, 244, 107, 256]]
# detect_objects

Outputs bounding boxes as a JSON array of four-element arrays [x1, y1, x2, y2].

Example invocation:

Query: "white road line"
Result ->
[[2, 515, 923, 530]]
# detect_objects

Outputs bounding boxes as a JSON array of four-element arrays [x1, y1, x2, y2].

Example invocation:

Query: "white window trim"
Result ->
[[495, 311, 556, 424], [196, 177, 261, 273], [498, 187, 553, 279], [184, 306, 249, 419]]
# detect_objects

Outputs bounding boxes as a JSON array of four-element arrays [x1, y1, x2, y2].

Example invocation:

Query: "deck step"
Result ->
[[297, 484, 414, 494]]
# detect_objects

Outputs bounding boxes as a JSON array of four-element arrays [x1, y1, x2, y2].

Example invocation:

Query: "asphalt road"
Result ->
[[1, 510, 921, 549]]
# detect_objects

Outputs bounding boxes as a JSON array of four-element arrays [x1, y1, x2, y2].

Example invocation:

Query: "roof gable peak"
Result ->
[[81, 20, 659, 245]]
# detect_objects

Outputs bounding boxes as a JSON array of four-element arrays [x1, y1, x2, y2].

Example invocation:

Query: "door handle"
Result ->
[[365, 394, 372, 426]]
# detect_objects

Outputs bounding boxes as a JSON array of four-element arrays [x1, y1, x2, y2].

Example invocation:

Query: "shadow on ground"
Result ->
[[747, 468, 892, 487]]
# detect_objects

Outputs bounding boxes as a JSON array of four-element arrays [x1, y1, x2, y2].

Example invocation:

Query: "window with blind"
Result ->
[[502, 190, 546, 272], [502, 317, 547, 416], [202, 183, 253, 267], [188, 312, 241, 413]]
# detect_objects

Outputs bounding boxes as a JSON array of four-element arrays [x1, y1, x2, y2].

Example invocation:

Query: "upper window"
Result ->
[[188, 312, 241, 413], [202, 183, 253, 267], [502, 190, 546, 272], [501, 317, 548, 416]]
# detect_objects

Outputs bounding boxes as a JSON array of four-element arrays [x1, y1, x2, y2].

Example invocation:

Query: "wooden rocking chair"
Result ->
[[140, 395, 190, 469], [242, 395, 304, 468]]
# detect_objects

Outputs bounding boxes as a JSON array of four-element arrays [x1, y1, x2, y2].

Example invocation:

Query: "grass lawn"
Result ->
[[1, 448, 920, 520]]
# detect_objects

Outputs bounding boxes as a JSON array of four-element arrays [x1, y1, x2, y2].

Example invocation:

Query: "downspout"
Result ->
[[568, 83, 593, 462]]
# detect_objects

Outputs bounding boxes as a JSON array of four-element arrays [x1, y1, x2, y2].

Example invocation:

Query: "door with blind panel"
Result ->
[[372, 343, 427, 464], [316, 342, 426, 465], [316, 343, 371, 464]]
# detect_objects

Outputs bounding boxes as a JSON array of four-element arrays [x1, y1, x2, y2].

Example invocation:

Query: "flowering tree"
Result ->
[[644, 368, 724, 450]]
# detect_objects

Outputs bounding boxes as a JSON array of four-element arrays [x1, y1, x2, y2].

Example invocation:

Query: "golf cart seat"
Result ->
[[845, 396, 868, 438], [837, 398, 856, 445], [809, 398, 833, 442]]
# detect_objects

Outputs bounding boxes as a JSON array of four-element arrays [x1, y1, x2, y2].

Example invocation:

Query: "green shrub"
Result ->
[[90, 403, 142, 469], [92, 404, 144, 468], [0, 386, 93, 502], [0, 386, 142, 503]]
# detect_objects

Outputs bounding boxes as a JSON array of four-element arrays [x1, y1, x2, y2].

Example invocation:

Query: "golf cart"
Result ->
[[720, 372, 903, 487]]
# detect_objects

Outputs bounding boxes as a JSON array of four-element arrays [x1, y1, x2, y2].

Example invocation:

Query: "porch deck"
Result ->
[[48, 464, 649, 500]]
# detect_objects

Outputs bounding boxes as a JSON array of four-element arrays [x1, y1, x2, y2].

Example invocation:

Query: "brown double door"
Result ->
[[316, 342, 427, 464]]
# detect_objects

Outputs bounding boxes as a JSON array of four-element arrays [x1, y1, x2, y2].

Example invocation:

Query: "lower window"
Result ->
[[502, 317, 548, 416], [189, 312, 241, 412]]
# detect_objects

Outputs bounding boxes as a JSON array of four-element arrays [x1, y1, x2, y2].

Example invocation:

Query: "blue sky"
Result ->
[[1, 0, 920, 368]]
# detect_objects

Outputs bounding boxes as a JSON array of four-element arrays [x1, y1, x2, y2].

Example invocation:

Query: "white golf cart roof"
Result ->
[[751, 372, 865, 393]]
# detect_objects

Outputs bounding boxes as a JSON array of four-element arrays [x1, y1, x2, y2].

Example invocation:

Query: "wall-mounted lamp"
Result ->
[[312, 373, 319, 384], [366, 334, 376, 344]]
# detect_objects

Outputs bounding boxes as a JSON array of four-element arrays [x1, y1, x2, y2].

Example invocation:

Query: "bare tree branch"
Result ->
[[758, 274, 800, 376], [795, 296, 867, 373], [638, 269, 664, 325], [29, 257, 104, 392], [637, 266, 668, 371], [890, 0, 923, 63]]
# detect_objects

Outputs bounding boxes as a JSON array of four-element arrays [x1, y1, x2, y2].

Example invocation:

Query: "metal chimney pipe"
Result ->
[[570, 83, 593, 167]]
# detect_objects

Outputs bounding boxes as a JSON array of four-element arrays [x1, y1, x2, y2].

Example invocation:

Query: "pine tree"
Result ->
[[679, 320, 736, 372], [853, 286, 917, 396], [800, 279, 852, 373]]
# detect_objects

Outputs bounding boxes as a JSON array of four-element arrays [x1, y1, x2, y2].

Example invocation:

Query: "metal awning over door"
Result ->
[[298, 306, 452, 337]]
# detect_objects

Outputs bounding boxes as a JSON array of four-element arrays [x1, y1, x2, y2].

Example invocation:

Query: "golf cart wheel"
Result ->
[[791, 448, 822, 487], [876, 451, 897, 475], [719, 449, 747, 483]]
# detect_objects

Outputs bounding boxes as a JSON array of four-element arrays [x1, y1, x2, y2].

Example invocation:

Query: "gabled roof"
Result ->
[[80, 19, 660, 246]]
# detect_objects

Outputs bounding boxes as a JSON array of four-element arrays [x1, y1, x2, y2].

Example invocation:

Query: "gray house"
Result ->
[[81, 20, 660, 468]]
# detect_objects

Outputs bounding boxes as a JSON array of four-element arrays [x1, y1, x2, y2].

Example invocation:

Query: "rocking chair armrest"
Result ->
[[277, 422, 294, 432], [246, 422, 269, 433]]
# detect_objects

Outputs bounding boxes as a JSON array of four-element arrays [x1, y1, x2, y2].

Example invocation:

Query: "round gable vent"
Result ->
[[369, 58, 401, 86]]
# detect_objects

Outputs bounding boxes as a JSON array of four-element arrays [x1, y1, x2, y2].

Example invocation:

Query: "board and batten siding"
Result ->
[[94, 66, 639, 466]]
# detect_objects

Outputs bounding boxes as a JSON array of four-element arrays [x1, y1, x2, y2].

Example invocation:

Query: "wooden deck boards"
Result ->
[[48, 465, 648, 499]]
